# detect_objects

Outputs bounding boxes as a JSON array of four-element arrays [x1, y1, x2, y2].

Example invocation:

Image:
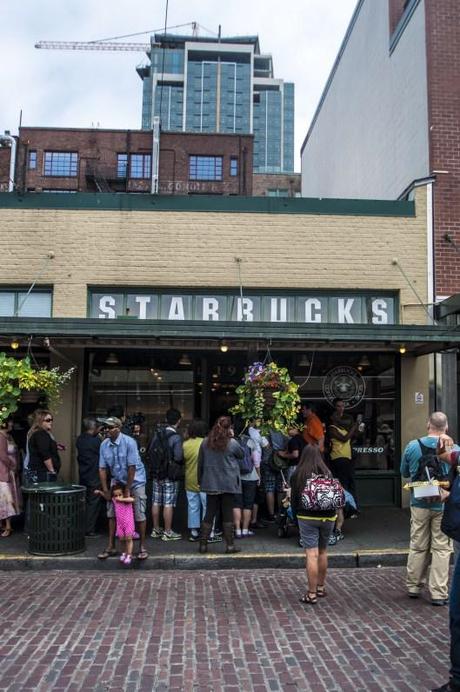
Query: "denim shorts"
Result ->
[[298, 518, 334, 550], [106, 484, 147, 522], [152, 479, 179, 507]]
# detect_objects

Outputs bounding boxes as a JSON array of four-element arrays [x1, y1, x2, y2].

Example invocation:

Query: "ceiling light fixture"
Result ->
[[298, 354, 311, 368], [105, 352, 119, 365], [357, 354, 371, 369], [220, 340, 229, 353], [399, 345, 407, 355], [10, 338, 19, 350]]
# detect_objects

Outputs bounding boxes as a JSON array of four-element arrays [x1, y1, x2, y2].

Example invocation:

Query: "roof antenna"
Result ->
[[192, 22, 198, 37], [218, 24, 221, 41]]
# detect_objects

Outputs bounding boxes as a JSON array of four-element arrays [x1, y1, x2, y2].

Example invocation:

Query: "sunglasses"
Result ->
[[44, 417, 53, 423]]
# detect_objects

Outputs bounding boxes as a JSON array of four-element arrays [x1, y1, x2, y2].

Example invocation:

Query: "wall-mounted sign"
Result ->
[[89, 291, 396, 325], [415, 392, 424, 405], [322, 366, 366, 409]]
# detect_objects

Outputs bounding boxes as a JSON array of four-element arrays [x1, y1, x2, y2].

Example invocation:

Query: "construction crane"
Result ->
[[35, 22, 214, 52]]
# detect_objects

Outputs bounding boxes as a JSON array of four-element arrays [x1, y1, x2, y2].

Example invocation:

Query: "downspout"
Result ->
[[1, 132, 17, 192]]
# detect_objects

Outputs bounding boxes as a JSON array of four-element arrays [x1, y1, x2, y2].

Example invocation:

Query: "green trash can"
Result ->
[[23, 483, 86, 555]]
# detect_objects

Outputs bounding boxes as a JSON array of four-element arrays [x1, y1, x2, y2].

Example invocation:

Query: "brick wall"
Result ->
[[0, 188, 428, 325], [388, 0, 409, 34], [16, 128, 253, 196], [425, 0, 460, 296], [252, 172, 300, 197], [0, 146, 11, 192]]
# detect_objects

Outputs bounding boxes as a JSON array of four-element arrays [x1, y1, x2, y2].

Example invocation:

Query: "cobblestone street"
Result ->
[[0, 567, 450, 691]]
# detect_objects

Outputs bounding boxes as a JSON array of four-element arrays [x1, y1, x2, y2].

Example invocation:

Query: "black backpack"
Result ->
[[412, 439, 449, 483], [147, 426, 178, 481], [441, 462, 460, 541]]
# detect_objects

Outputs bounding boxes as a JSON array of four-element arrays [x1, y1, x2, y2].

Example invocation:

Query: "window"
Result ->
[[28, 151, 37, 170], [117, 153, 128, 178], [42, 189, 77, 193], [189, 156, 223, 181], [43, 152, 78, 177], [266, 188, 289, 197], [0, 290, 52, 317], [230, 157, 238, 177], [130, 154, 151, 179]]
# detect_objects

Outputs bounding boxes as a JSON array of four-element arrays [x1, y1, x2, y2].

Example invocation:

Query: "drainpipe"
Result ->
[[1, 131, 16, 192]]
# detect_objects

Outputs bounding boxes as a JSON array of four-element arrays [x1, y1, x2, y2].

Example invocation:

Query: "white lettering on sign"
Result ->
[[372, 299, 388, 324], [338, 298, 354, 323], [353, 447, 385, 454], [270, 298, 287, 322], [135, 296, 151, 320], [203, 298, 219, 321], [99, 296, 116, 319], [305, 298, 322, 323], [168, 297, 185, 320], [237, 298, 254, 322]]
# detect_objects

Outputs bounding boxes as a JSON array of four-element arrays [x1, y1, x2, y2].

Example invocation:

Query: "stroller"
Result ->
[[277, 470, 298, 538]]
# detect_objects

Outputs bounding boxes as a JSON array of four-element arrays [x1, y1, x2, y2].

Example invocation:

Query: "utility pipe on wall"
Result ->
[[0, 131, 17, 192]]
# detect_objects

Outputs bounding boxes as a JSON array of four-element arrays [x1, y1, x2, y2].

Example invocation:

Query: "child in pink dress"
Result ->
[[97, 483, 135, 566]]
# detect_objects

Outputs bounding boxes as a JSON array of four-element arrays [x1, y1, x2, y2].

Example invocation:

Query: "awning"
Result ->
[[0, 317, 459, 356]]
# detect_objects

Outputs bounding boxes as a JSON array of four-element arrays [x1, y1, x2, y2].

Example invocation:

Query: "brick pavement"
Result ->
[[0, 567, 450, 691]]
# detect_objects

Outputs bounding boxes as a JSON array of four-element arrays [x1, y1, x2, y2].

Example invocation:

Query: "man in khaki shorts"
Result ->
[[98, 416, 148, 561]]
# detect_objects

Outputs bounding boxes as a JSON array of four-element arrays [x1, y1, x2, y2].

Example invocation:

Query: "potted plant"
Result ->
[[0, 353, 75, 424], [230, 361, 301, 435]]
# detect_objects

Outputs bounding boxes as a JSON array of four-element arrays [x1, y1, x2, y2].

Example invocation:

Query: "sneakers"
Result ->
[[119, 552, 126, 562], [151, 528, 163, 539], [208, 534, 223, 543], [188, 532, 200, 542], [123, 555, 132, 566], [431, 599, 448, 606], [328, 530, 344, 546], [242, 530, 255, 537], [162, 530, 182, 541]]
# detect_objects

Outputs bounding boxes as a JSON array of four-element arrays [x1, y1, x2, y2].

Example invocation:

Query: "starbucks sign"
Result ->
[[322, 366, 366, 409]]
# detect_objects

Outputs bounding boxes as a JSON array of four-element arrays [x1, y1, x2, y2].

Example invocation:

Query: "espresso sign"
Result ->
[[89, 291, 396, 325]]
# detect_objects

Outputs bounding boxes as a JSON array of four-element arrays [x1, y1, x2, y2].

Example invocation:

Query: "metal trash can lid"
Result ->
[[22, 483, 86, 494]]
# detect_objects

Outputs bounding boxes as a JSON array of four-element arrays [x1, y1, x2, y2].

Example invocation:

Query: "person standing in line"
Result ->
[[289, 445, 337, 605], [184, 419, 221, 544], [233, 422, 263, 539], [301, 402, 325, 451], [401, 411, 452, 606], [198, 416, 243, 554], [328, 398, 357, 544], [28, 409, 61, 483], [76, 417, 103, 537], [97, 416, 148, 561], [150, 408, 183, 542], [0, 417, 22, 537]]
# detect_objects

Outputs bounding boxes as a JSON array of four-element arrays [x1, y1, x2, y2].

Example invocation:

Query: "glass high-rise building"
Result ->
[[137, 33, 294, 173]]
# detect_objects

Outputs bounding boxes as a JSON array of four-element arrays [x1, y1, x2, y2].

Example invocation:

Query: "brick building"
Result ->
[[10, 127, 253, 196], [1, 188, 459, 507], [252, 172, 301, 198]]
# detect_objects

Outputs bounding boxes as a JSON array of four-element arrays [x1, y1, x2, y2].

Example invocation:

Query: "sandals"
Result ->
[[0, 529, 12, 538], [317, 586, 327, 598], [137, 549, 149, 561], [97, 548, 118, 560], [300, 592, 318, 605]]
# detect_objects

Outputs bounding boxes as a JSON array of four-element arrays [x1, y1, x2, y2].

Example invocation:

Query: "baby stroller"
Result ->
[[277, 470, 298, 538]]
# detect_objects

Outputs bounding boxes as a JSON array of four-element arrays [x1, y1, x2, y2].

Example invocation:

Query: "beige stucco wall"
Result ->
[[0, 189, 428, 325]]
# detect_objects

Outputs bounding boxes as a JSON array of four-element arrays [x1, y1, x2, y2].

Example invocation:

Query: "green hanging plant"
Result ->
[[0, 353, 75, 424], [230, 361, 301, 436]]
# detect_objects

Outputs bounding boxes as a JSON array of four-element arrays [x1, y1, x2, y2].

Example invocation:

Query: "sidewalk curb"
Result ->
[[0, 549, 409, 571]]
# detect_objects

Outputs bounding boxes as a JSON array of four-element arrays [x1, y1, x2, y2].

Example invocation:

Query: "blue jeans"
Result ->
[[451, 542, 460, 687], [186, 491, 207, 529]]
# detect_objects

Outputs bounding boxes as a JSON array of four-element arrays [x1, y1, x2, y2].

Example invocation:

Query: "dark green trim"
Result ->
[[0, 317, 458, 355], [0, 192, 415, 218], [389, 0, 422, 55]]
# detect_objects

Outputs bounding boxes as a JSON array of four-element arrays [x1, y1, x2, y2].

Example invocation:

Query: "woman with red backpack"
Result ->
[[289, 445, 344, 605]]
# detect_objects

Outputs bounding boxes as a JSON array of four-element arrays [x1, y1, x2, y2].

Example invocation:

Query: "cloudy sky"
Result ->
[[1, 0, 357, 170]]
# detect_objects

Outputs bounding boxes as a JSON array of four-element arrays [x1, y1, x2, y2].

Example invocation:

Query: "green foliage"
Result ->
[[230, 361, 301, 435], [0, 353, 74, 424]]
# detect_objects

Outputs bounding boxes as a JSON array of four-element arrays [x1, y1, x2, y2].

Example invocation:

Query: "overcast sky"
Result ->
[[1, 0, 357, 170]]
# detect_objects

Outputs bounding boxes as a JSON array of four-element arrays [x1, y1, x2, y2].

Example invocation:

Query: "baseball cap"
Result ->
[[104, 416, 122, 428]]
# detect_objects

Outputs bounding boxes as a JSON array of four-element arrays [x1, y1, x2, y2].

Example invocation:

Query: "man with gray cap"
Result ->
[[97, 416, 148, 560]]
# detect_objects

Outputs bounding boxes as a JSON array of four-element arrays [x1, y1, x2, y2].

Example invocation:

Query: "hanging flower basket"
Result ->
[[230, 361, 301, 435], [0, 354, 75, 425]]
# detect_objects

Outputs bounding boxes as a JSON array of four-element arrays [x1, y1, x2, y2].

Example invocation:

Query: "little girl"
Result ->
[[97, 483, 135, 566]]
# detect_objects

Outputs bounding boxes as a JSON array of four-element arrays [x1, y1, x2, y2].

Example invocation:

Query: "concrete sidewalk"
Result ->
[[0, 507, 411, 571]]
